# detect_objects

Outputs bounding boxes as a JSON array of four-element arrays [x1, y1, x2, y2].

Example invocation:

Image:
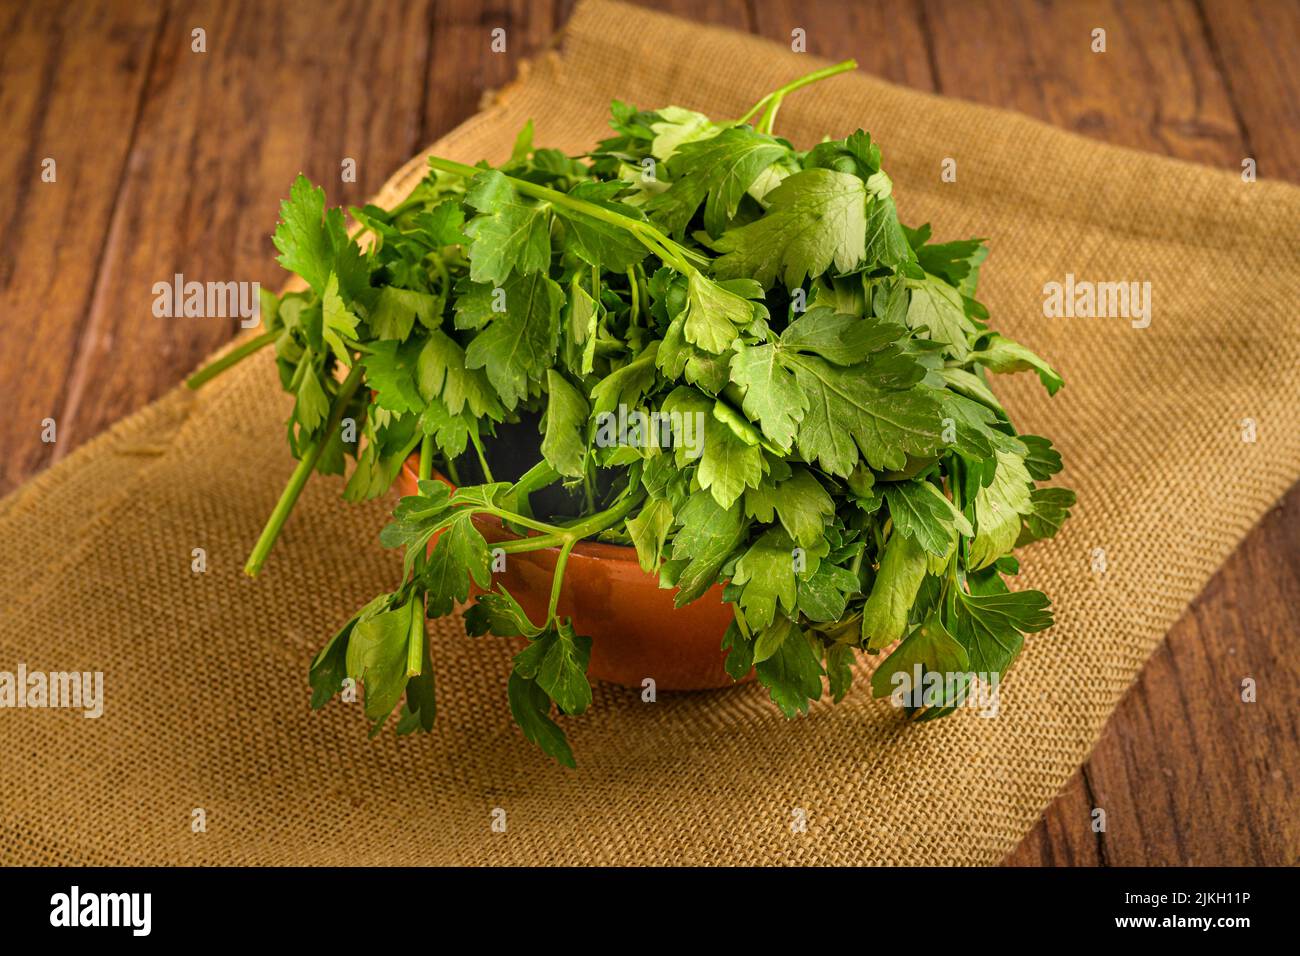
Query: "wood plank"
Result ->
[[1099, 485, 1300, 865], [748, 0, 935, 89], [47, 0, 437, 468], [426, 0, 750, 153], [1199, 0, 1300, 180], [0, 0, 165, 494], [921, 0, 1243, 166], [422, 0, 568, 146]]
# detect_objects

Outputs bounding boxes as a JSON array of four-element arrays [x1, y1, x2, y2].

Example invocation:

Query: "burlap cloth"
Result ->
[[2, 0, 1297, 866]]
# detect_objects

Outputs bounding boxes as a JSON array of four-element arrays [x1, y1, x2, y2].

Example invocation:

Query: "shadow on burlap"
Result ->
[[1, 0, 1297, 865]]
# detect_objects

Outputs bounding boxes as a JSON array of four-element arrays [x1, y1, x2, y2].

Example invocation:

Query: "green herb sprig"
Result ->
[[191, 61, 1073, 765]]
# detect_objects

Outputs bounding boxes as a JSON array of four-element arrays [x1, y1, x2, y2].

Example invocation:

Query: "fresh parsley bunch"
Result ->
[[192, 61, 1074, 765]]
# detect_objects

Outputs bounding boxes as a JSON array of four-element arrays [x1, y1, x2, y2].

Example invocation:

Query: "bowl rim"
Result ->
[[399, 452, 644, 564]]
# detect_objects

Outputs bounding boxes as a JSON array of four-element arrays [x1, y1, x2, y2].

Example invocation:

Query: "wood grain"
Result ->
[[422, 0, 568, 146], [921, 0, 1243, 167], [746, 0, 936, 89], [1199, 0, 1300, 181], [0, 0, 1295, 865], [47, 0, 437, 469], [0, 0, 166, 491]]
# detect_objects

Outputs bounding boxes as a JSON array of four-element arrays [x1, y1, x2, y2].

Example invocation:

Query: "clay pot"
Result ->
[[395, 456, 741, 690]]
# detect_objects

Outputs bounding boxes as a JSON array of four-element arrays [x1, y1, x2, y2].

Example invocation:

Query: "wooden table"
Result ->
[[2, 0, 1296, 865]]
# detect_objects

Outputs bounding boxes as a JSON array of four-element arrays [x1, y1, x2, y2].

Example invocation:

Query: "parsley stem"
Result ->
[[425, 251, 451, 293], [426, 155, 701, 275], [491, 490, 645, 555], [244, 360, 366, 577], [478, 508, 563, 536], [936, 459, 966, 608], [635, 230, 695, 275], [494, 532, 568, 554], [467, 427, 495, 482], [508, 460, 560, 499], [757, 99, 782, 136], [735, 59, 858, 129], [633, 263, 649, 319], [407, 592, 426, 677], [418, 435, 433, 482], [564, 490, 645, 539], [626, 266, 639, 324], [547, 539, 576, 621], [185, 330, 277, 389], [949, 459, 969, 591]]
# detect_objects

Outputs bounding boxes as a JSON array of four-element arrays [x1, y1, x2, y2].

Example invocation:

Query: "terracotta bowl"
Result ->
[[395, 456, 741, 690]]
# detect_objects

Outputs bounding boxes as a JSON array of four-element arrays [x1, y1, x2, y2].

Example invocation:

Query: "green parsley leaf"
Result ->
[[321, 273, 360, 364], [752, 617, 824, 717], [884, 480, 973, 557], [309, 592, 391, 710], [663, 388, 765, 508], [864, 196, 911, 269], [721, 619, 755, 681], [422, 511, 492, 617], [273, 174, 336, 296], [463, 271, 563, 410], [950, 583, 1054, 677], [682, 271, 761, 353], [362, 338, 425, 415], [417, 330, 504, 420], [649, 106, 718, 160], [788, 351, 942, 476], [514, 619, 593, 716], [465, 585, 542, 638], [371, 286, 441, 340], [861, 531, 928, 649], [507, 671, 575, 768], [661, 489, 747, 606], [463, 169, 552, 284], [825, 642, 855, 703], [346, 596, 418, 723], [968, 450, 1034, 569], [554, 181, 650, 272], [713, 168, 868, 289], [1017, 486, 1077, 546], [969, 332, 1063, 395], [648, 126, 790, 237], [769, 465, 834, 549], [869, 610, 970, 701], [293, 354, 330, 434], [780, 306, 904, 365], [733, 527, 799, 632], [626, 497, 674, 573], [797, 563, 861, 622], [1020, 434, 1064, 480], [729, 340, 808, 450], [906, 273, 976, 359], [540, 369, 590, 478]]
